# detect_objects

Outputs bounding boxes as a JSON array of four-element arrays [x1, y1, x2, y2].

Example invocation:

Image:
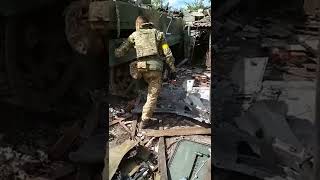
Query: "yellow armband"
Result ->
[[162, 43, 169, 50]]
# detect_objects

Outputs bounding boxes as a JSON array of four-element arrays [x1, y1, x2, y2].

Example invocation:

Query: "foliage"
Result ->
[[151, 0, 168, 9], [185, 0, 206, 11]]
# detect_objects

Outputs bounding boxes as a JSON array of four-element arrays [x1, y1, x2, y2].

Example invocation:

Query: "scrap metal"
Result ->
[[108, 139, 139, 180], [167, 140, 211, 180]]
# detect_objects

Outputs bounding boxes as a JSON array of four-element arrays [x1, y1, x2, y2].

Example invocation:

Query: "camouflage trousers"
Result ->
[[139, 70, 162, 121]]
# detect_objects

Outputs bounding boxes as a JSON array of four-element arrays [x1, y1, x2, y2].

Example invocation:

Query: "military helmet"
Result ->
[[135, 16, 149, 30]]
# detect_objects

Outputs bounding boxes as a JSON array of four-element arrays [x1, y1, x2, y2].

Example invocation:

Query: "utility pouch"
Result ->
[[129, 61, 142, 79], [137, 61, 147, 69], [146, 60, 163, 71]]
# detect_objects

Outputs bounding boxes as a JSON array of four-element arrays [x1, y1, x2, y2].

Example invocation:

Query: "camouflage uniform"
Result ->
[[115, 23, 175, 123]]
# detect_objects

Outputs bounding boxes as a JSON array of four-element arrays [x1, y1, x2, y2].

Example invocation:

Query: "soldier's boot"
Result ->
[[139, 118, 158, 129]]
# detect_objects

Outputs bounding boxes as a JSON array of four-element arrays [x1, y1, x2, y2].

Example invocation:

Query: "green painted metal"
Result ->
[[166, 34, 182, 46], [115, 1, 140, 30], [109, 38, 137, 67], [2, 0, 185, 67], [88, 0, 184, 33], [168, 140, 211, 180], [89, 0, 185, 67], [1, 0, 185, 69]]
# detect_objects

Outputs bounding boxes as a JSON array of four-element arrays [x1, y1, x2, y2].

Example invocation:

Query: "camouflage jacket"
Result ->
[[115, 25, 176, 72]]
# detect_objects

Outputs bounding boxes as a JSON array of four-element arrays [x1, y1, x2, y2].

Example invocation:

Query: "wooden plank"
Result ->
[[109, 119, 122, 126], [131, 119, 138, 139], [109, 114, 132, 126], [119, 121, 132, 134], [158, 123, 168, 180], [145, 137, 156, 148], [145, 127, 211, 137]]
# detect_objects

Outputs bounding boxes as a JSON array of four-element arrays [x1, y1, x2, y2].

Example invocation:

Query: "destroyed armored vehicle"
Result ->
[[0, 0, 185, 112], [0, 1, 187, 178]]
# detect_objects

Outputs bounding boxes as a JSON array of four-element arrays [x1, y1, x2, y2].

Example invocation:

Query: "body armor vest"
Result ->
[[134, 29, 159, 58], [134, 28, 163, 72]]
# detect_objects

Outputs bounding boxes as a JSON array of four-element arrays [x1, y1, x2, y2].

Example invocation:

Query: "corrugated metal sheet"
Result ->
[[191, 16, 211, 28], [192, 22, 211, 28]]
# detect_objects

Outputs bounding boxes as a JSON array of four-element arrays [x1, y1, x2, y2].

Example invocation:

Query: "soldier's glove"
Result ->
[[170, 72, 177, 80]]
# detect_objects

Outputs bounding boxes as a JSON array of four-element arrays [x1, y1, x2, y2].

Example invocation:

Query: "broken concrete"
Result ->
[[259, 81, 316, 122], [213, 3, 319, 178], [231, 57, 268, 95], [235, 101, 303, 151], [214, 123, 281, 179]]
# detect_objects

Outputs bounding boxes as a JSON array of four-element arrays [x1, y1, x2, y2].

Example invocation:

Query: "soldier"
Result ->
[[115, 16, 176, 129]]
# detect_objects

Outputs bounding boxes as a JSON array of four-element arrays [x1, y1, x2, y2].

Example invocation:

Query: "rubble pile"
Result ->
[[131, 65, 211, 124], [108, 113, 211, 180], [108, 62, 211, 179], [183, 8, 211, 67], [192, 16, 211, 28], [109, 104, 133, 144], [213, 1, 319, 180], [0, 120, 79, 180], [183, 8, 211, 27]]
